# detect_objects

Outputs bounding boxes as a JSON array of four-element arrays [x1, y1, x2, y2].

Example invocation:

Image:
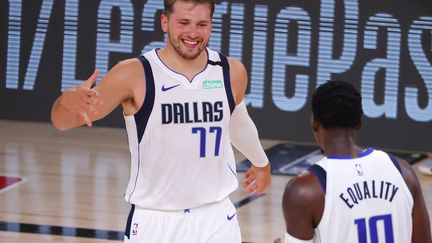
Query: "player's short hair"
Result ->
[[164, 0, 215, 17], [312, 80, 363, 129]]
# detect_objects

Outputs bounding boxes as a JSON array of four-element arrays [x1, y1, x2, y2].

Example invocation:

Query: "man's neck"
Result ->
[[321, 129, 363, 157], [157, 47, 208, 80]]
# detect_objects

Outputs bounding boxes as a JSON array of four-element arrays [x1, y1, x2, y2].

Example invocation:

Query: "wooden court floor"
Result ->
[[1, 119, 431, 243]]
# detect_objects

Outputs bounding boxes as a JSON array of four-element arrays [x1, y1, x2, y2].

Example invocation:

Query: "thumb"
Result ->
[[83, 69, 99, 88]]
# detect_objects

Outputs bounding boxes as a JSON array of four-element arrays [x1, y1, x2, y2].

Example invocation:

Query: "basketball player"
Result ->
[[280, 81, 431, 243], [51, 0, 271, 242]]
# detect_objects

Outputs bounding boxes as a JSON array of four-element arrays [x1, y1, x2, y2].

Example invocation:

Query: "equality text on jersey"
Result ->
[[161, 101, 224, 124], [339, 180, 399, 209]]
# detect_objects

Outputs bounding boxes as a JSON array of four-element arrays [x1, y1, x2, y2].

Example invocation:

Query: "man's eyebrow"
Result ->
[[175, 18, 210, 24], [176, 17, 190, 21]]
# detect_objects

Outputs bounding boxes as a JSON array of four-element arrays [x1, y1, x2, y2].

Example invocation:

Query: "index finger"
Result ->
[[244, 167, 255, 178], [81, 87, 100, 97], [83, 69, 99, 88]]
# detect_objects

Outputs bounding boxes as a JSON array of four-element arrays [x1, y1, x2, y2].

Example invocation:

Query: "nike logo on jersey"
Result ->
[[227, 212, 237, 221], [161, 84, 180, 92]]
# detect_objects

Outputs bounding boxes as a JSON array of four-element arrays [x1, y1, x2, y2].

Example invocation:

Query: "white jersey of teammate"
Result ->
[[123, 48, 238, 211], [309, 148, 413, 242]]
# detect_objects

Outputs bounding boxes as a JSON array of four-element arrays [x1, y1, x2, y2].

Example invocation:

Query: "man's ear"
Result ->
[[161, 13, 168, 32], [355, 119, 362, 131], [312, 118, 319, 132]]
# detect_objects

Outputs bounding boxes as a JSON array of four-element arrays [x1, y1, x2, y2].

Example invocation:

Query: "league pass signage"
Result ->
[[0, 0, 431, 151]]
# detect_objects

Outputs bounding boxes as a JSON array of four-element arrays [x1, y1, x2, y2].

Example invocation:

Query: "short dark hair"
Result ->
[[312, 80, 363, 129], [164, 0, 215, 17]]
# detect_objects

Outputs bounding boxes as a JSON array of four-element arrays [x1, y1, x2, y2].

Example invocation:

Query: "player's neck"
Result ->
[[157, 47, 208, 80], [321, 129, 363, 157]]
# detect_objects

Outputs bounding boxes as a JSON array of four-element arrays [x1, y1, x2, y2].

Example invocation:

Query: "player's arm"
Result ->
[[398, 158, 432, 243], [227, 57, 271, 194], [227, 57, 247, 106], [282, 171, 324, 242], [51, 58, 144, 131]]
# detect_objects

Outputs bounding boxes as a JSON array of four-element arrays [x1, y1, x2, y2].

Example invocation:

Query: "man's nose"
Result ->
[[185, 25, 199, 38]]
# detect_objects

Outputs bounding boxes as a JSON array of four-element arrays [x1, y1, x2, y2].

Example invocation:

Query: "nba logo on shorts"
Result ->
[[132, 223, 139, 235]]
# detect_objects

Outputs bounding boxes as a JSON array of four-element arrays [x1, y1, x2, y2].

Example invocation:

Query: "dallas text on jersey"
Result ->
[[161, 101, 224, 124]]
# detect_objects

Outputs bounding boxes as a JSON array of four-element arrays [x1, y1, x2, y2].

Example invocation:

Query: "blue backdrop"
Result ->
[[1, 0, 431, 152]]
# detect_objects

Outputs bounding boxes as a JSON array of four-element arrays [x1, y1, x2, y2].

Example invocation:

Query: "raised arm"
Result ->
[[51, 58, 145, 131]]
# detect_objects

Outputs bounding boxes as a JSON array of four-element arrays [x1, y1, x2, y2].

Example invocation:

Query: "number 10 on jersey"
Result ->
[[192, 126, 222, 158], [355, 214, 394, 243]]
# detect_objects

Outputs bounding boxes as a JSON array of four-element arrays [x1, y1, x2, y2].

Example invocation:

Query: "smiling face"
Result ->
[[161, 0, 212, 60]]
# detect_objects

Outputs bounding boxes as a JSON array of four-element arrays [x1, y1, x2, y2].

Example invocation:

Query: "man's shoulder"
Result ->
[[141, 48, 157, 57], [206, 48, 241, 64], [105, 58, 145, 84], [285, 170, 324, 202], [224, 56, 245, 72], [115, 58, 143, 73]]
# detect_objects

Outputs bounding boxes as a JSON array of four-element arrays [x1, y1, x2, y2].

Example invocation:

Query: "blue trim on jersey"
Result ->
[[135, 55, 156, 144], [123, 129, 135, 202], [327, 155, 352, 159], [217, 53, 235, 114], [124, 204, 135, 239], [308, 164, 327, 193], [128, 145, 141, 202], [388, 154, 403, 175], [327, 147, 374, 159], [227, 163, 237, 177], [154, 48, 209, 83], [358, 147, 373, 157]]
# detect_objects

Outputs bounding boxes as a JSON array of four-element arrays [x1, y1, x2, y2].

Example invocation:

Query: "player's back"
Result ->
[[311, 148, 413, 242]]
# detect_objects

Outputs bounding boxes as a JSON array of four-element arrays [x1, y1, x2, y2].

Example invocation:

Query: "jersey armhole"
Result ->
[[217, 53, 235, 114], [134, 55, 155, 143], [308, 164, 327, 193], [388, 154, 403, 176]]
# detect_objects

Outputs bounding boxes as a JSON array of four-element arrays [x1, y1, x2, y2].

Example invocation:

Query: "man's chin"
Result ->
[[179, 50, 202, 60]]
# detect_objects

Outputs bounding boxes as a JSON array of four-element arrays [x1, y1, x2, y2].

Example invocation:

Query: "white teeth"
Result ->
[[184, 40, 197, 45]]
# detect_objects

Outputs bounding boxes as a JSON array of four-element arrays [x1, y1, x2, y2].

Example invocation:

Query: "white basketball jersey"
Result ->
[[123, 48, 238, 210], [310, 148, 413, 243]]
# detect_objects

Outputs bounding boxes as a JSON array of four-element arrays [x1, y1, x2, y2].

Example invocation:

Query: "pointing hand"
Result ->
[[58, 69, 103, 127]]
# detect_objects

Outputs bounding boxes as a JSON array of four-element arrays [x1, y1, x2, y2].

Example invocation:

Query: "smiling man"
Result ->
[[50, 0, 271, 242]]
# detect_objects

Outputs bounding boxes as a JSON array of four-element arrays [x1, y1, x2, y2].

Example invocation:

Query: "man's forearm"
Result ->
[[51, 98, 82, 131]]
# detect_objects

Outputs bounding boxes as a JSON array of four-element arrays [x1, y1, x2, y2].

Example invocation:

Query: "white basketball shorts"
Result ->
[[124, 197, 241, 243]]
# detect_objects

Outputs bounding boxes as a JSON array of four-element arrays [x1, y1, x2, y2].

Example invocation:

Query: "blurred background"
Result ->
[[1, 0, 432, 242], [1, 0, 431, 152]]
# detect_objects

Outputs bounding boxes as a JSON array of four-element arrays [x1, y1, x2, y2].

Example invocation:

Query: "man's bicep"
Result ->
[[399, 159, 432, 243], [410, 172, 432, 243], [228, 58, 248, 105], [412, 195, 432, 243], [282, 177, 316, 240], [92, 59, 142, 120]]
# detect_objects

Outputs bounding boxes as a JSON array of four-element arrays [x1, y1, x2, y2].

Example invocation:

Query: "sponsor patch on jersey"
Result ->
[[203, 80, 223, 89]]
